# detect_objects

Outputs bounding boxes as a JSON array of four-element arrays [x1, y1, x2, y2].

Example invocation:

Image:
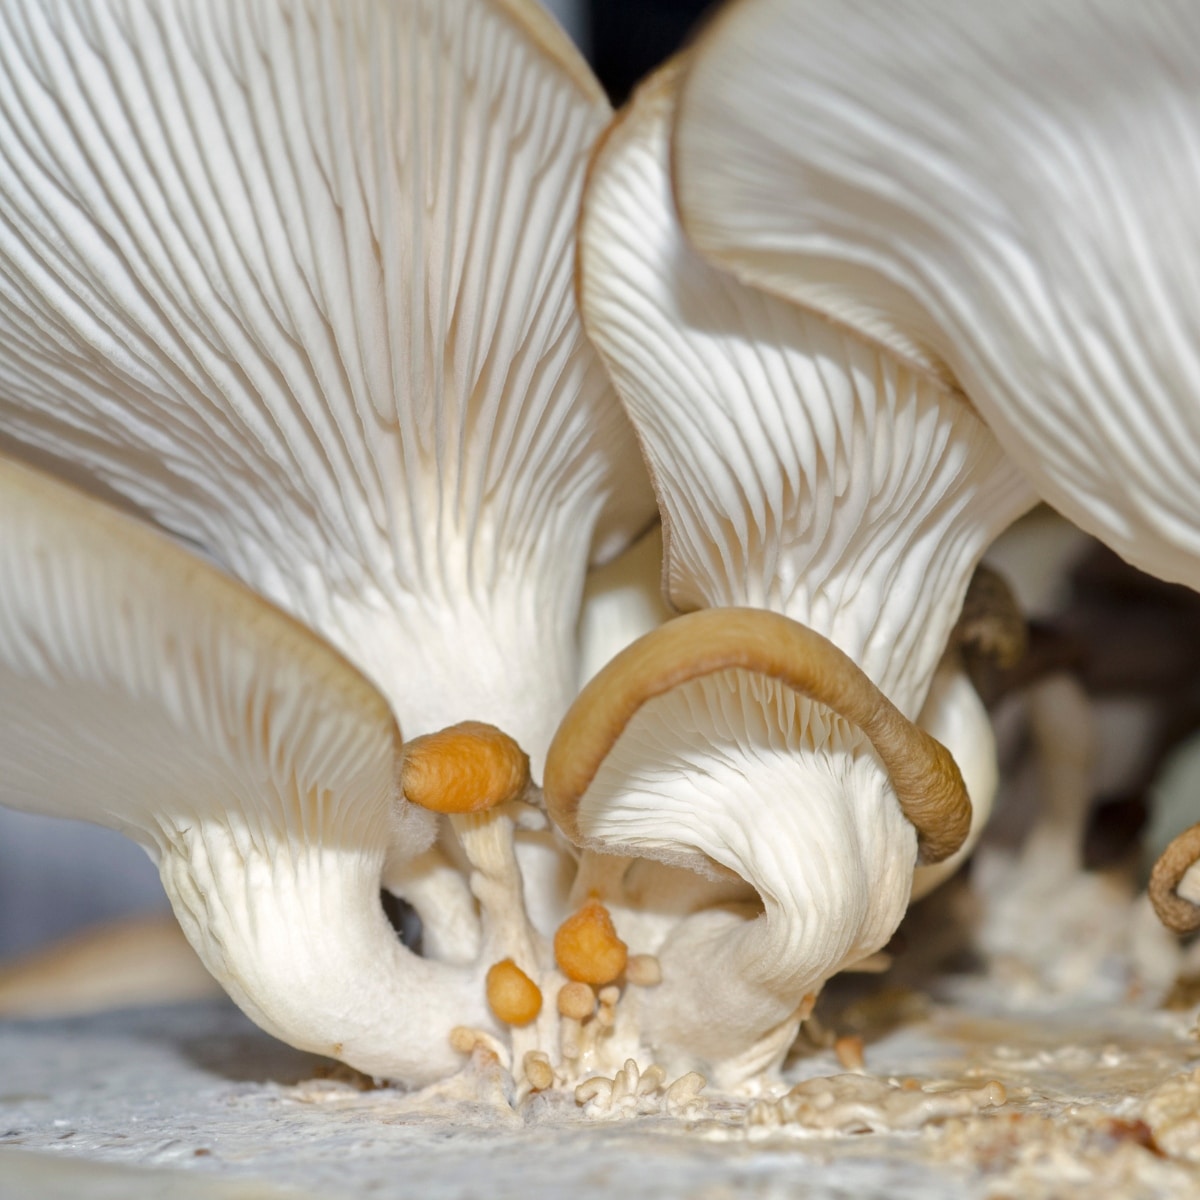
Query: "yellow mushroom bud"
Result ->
[[554, 899, 628, 986], [485, 958, 542, 1026], [399, 721, 530, 815]]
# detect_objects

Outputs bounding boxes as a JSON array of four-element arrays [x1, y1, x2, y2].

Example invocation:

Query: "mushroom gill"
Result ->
[[561, 59, 1036, 1080], [673, 0, 1200, 594], [0, 453, 487, 1086], [0, 0, 655, 770]]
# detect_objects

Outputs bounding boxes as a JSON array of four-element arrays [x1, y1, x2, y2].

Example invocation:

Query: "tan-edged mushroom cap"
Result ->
[[0, 454, 487, 1085], [1150, 823, 1200, 935], [546, 608, 969, 866], [674, 0, 1200, 595], [0, 0, 655, 772]]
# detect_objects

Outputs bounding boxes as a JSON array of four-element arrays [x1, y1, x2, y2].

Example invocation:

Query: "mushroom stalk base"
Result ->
[[158, 821, 488, 1086]]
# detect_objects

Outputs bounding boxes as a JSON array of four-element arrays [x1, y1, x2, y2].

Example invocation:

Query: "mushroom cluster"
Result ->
[[2, 0, 1197, 1102]]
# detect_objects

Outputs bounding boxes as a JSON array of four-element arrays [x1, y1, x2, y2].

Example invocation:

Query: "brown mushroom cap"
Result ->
[[1149, 823, 1200, 934], [544, 608, 970, 865], [399, 721, 530, 815]]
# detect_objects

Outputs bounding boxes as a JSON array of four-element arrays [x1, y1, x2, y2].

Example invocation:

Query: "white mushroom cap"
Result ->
[[562, 60, 1034, 1077], [580, 61, 1034, 716], [0, 454, 487, 1085], [674, 0, 1200, 591], [0, 0, 654, 768]]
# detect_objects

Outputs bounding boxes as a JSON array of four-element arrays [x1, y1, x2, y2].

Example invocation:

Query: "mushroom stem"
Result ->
[[569, 850, 633, 907], [1021, 673, 1093, 879], [452, 808, 542, 975], [633, 733, 915, 1085], [383, 844, 482, 965], [545, 608, 970, 865], [161, 830, 487, 1085], [398, 721, 548, 1051]]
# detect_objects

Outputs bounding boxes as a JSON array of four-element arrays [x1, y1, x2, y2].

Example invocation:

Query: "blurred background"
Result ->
[[0, 0, 714, 962]]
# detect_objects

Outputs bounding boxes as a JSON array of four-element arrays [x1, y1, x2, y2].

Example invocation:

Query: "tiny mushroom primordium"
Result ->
[[554, 61, 1036, 1084]]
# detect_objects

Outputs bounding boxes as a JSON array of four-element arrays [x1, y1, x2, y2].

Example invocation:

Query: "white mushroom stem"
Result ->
[[383, 845, 482, 965], [0, 455, 488, 1085], [397, 722, 547, 990], [577, 523, 671, 688], [586, 682, 917, 1084], [569, 851, 634, 908], [1021, 673, 1094, 879], [911, 661, 999, 902], [160, 830, 483, 1081], [453, 808, 543, 976]]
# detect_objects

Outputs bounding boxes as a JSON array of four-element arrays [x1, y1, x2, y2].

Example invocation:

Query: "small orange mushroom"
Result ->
[[485, 958, 543, 1026], [554, 899, 628, 985], [399, 721, 530, 815], [400, 721, 540, 989]]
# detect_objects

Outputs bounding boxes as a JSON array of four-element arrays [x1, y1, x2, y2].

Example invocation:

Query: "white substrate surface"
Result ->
[[3, 974, 1200, 1199]]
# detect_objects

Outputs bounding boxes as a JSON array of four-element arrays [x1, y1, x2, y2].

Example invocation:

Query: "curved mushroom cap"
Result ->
[[0, 454, 485, 1084], [545, 608, 970, 867], [0, 0, 655, 767], [543, 611, 946, 1071], [674, 0, 1200, 591], [579, 60, 1034, 716]]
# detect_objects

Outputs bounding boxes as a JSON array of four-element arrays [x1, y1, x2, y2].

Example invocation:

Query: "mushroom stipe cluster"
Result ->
[[2, 0, 1200, 1102]]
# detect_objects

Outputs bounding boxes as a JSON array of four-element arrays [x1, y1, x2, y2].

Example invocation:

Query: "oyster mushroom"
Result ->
[[0, 454, 487, 1085], [673, 0, 1200, 593], [559, 61, 1034, 1081], [0, 0, 654, 771]]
